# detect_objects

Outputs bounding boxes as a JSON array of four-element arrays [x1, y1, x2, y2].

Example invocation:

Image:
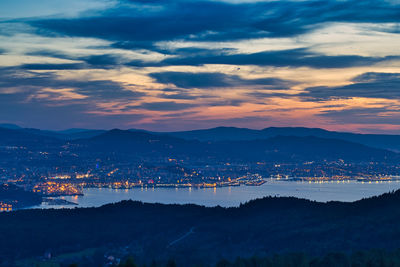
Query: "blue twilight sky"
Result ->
[[0, 0, 400, 133]]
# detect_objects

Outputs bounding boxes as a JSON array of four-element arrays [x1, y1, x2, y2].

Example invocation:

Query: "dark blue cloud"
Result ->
[[80, 54, 121, 67], [20, 63, 87, 70], [110, 40, 157, 51], [26, 49, 73, 59], [25, 50, 125, 69], [301, 72, 400, 101], [251, 0, 400, 37], [158, 91, 210, 100], [127, 98, 246, 112], [14, 0, 400, 70], [128, 101, 195, 111], [149, 71, 295, 89], [0, 67, 144, 100], [135, 48, 397, 69], [25, 47, 399, 70], [0, 96, 147, 129], [0, 85, 147, 129], [0, 67, 148, 129], [30, 1, 251, 42], [318, 107, 400, 125], [27, 0, 400, 44]]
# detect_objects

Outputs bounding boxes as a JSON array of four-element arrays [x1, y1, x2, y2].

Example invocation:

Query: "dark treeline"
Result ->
[[215, 250, 400, 267], [113, 249, 400, 267], [4, 190, 400, 266]]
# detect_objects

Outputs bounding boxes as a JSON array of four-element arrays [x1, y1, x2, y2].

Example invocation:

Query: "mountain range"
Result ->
[[157, 126, 400, 152], [0, 125, 398, 164], [2, 123, 400, 151]]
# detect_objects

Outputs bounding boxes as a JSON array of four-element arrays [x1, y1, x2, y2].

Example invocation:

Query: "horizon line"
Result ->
[[1, 123, 399, 136]]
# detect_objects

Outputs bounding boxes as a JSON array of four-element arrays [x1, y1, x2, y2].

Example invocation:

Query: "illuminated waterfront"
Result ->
[[29, 179, 400, 209]]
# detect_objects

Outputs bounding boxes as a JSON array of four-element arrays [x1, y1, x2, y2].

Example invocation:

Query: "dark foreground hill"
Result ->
[[3, 190, 400, 266]]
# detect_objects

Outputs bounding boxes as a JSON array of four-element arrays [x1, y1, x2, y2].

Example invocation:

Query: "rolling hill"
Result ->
[[3, 191, 400, 265]]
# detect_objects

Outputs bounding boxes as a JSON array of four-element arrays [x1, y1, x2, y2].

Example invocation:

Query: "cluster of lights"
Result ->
[[33, 181, 82, 196], [0, 202, 12, 212]]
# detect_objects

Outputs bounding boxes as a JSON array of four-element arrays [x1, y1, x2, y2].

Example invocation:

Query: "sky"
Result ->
[[0, 0, 400, 133]]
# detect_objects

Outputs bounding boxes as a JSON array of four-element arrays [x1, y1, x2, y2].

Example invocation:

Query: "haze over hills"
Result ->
[[0, 126, 397, 164], [2, 124, 400, 151], [0, 127, 61, 148], [161, 127, 400, 152], [0, 124, 106, 140], [66, 129, 395, 163], [0, 123, 21, 130]]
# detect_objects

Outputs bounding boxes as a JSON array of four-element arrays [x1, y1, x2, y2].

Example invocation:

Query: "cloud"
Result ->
[[28, 1, 262, 43], [0, 67, 144, 101], [0, 89, 148, 130], [318, 107, 400, 125], [128, 101, 196, 111], [141, 115, 271, 132], [0, 66, 148, 129], [0, 0, 113, 19], [301, 72, 400, 101], [127, 98, 246, 112], [2, 0, 400, 131], [158, 91, 210, 100], [24, 50, 126, 69], [20, 63, 87, 70], [8, 0, 400, 71], [80, 54, 123, 68], [149, 48, 398, 68], [149, 71, 294, 89], [22, 47, 399, 71], [27, 0, 400, 45], [245, 91, 294, 99]]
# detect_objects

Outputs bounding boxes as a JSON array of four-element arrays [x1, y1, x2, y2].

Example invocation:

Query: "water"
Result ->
[[30, 179, 400, 209]]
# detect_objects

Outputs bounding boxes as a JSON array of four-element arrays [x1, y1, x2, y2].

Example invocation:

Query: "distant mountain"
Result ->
[[0, 124, 69, 140], [0, 126, 106, 141], [73, 129, 397, 163], [0, 126, 398, 163], [214, 135, 396, 162], [5, 125, 400, 151], [62, 129, 106, 140], [0, 127, 61, 148], [0, 123, 21, 130], [161, 126, 400, 151], [19, 128, 68, 140], [74, 129, 201, 156], [57, 128, 95, 134], [161, 126, 263, 141]]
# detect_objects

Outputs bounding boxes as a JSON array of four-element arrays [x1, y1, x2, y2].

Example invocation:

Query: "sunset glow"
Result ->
[[1, 0, 400, 133]]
